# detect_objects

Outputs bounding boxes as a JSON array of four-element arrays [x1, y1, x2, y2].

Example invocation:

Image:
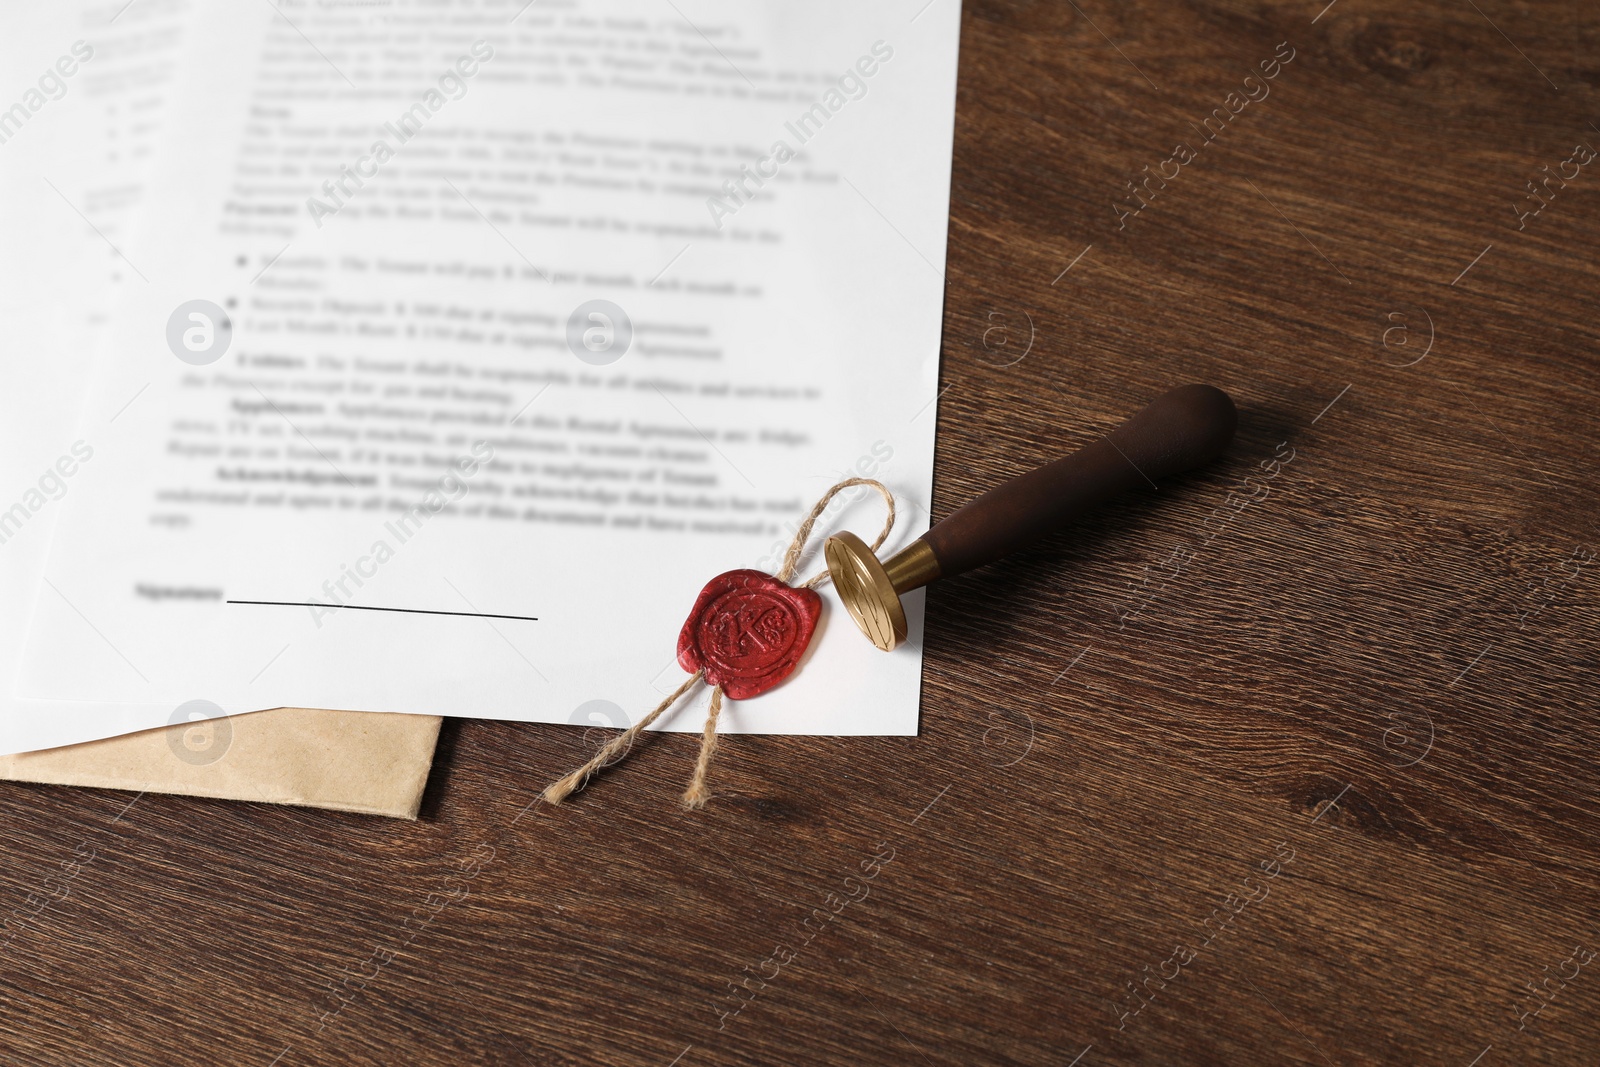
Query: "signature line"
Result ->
[[227, 601, 538, 622]]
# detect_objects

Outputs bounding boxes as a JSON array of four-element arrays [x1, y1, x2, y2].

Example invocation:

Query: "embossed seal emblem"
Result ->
[[543, 478, 896, 808], [676, 569, 822, 700]]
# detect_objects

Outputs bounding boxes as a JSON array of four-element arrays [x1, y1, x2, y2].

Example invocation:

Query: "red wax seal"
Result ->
[[677, 569, 822, 700]]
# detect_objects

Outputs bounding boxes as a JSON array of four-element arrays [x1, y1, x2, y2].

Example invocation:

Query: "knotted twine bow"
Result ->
[[543, 477, 896, 809]]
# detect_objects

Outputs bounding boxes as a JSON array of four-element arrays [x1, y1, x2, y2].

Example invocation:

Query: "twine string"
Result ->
[[542, 670, 703, 804], [777, 477, 896, 588], [543, 477, 896, 808], [680, 685, 724, 809]]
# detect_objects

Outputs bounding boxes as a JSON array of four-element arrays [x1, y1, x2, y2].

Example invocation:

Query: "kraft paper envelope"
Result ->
[[0, 708, 441, 820]]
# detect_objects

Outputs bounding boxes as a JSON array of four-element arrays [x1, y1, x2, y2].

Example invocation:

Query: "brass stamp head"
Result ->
[[825, 531, 908, 651]]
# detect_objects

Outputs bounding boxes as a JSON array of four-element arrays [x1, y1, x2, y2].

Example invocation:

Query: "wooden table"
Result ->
[[4, 2, 1597, 1063]]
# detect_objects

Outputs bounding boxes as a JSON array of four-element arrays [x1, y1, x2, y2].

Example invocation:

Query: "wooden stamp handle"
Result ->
[[918, 384, 1237, 581]]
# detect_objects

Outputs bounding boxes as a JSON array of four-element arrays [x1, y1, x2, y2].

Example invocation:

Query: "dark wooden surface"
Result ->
[[4, 1, 1599, 1063]]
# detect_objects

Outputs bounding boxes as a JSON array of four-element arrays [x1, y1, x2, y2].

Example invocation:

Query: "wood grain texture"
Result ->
[[2, 1, 1598, 1063]]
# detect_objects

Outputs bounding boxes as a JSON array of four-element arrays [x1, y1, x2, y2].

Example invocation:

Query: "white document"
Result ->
[[0, 0, 218, 754], [16, 0, 960, 739]]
